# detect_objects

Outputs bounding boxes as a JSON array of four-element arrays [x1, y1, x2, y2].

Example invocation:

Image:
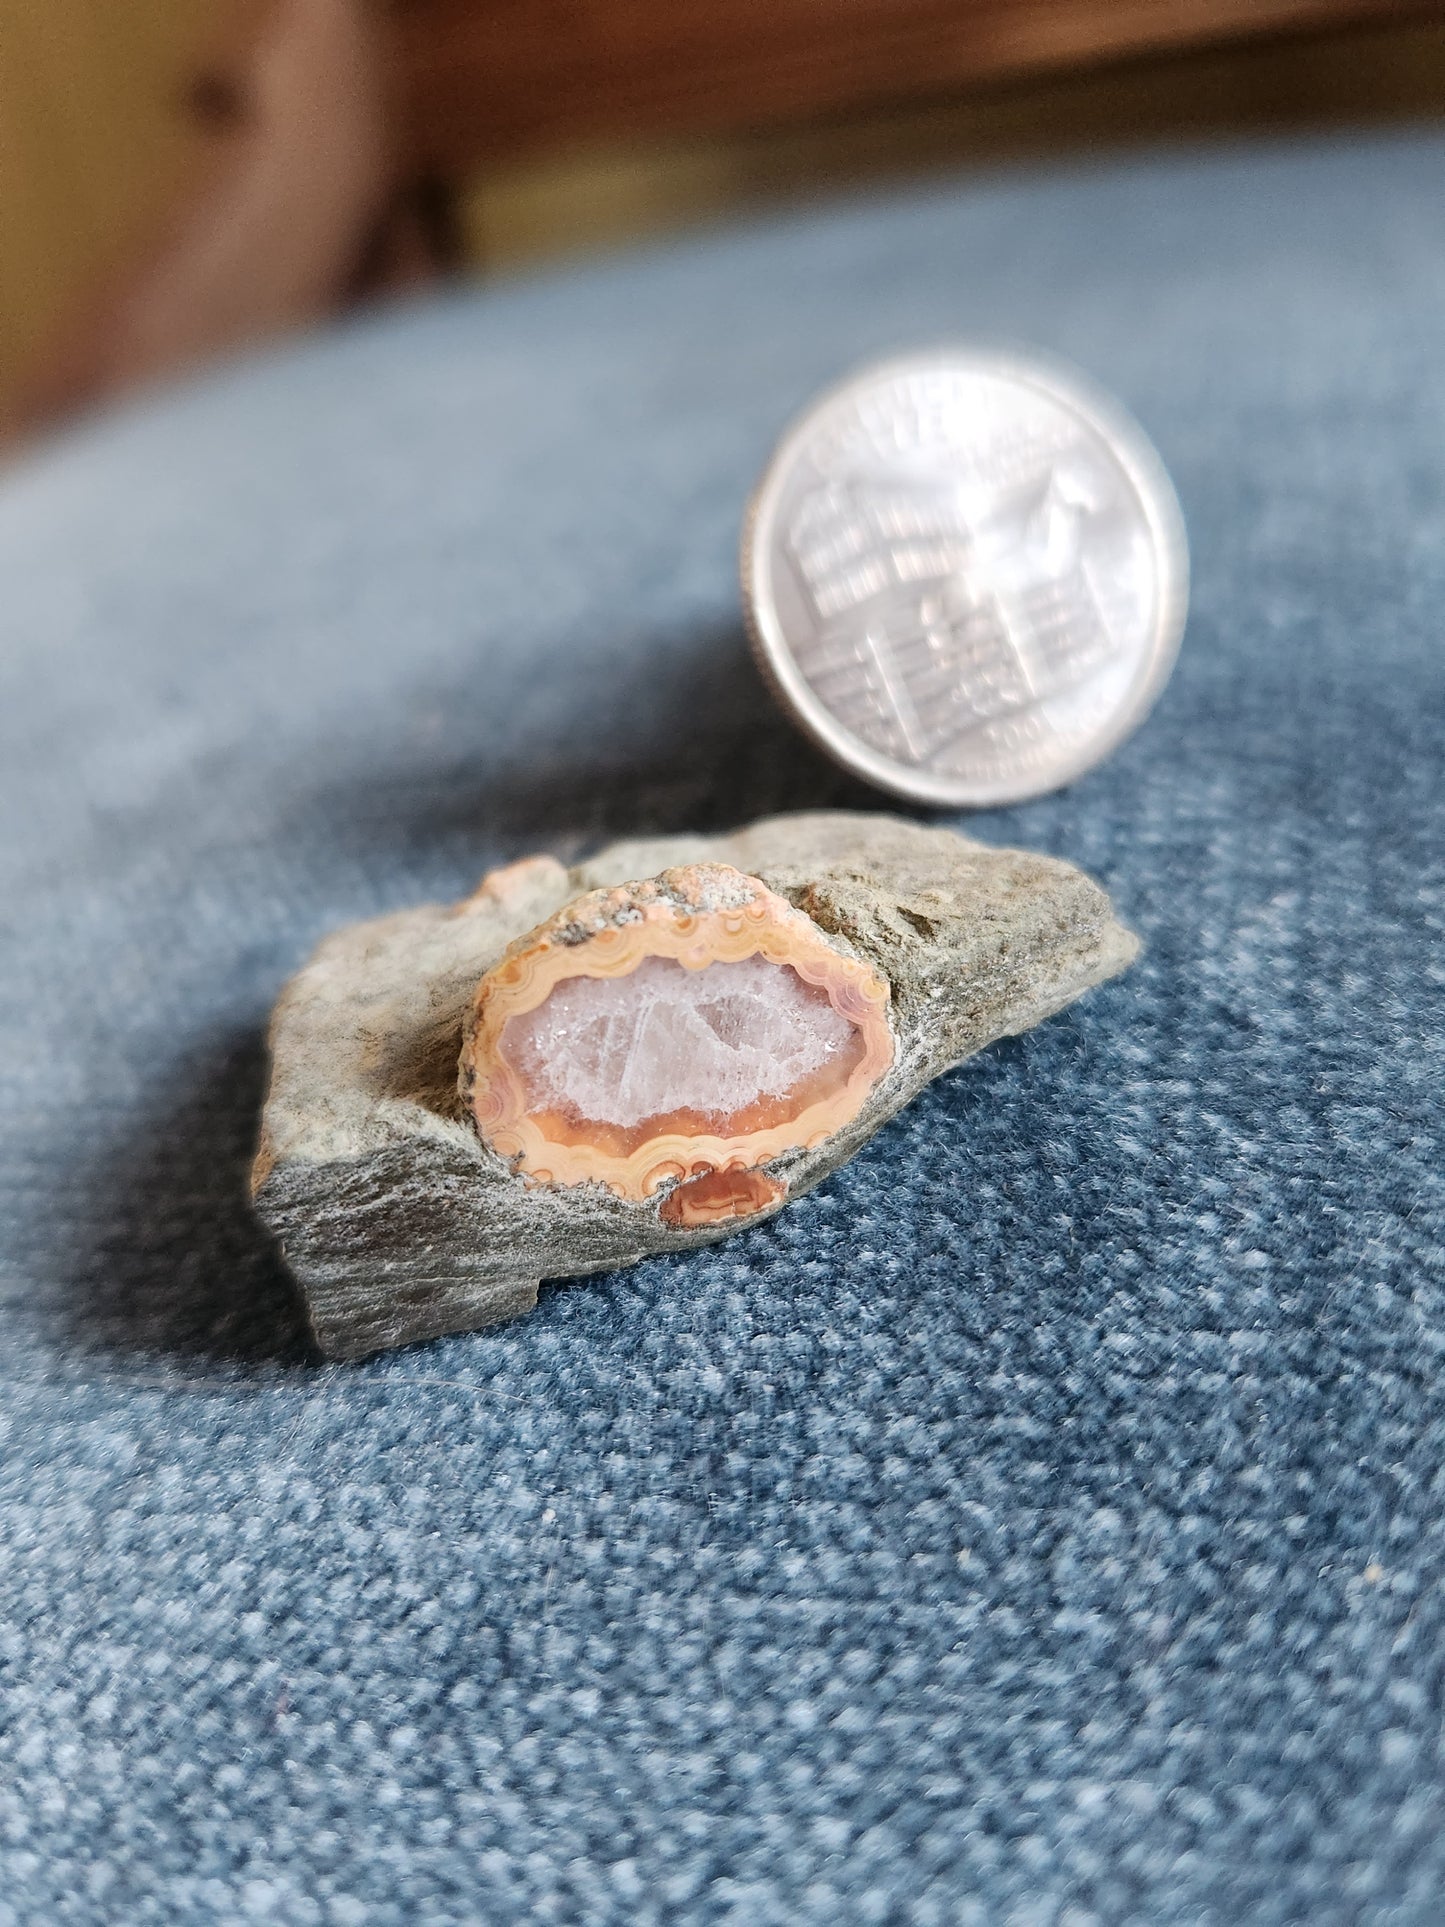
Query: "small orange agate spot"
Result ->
[[659, 1165, 789, 1229], [458, 863, 893, 1214]]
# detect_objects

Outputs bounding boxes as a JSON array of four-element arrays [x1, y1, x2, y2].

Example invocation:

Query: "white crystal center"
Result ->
[[502, 953, 858, 1129]]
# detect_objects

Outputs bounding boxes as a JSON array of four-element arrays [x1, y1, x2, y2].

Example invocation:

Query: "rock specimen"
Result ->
[[253, 813, 1138, 1358]]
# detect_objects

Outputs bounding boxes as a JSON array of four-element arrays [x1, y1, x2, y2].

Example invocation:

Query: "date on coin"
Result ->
[[741, 349, 1188, 807]]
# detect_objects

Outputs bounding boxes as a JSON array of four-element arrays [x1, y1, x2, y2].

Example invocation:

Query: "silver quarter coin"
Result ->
[[742, 349, 1188, 807]]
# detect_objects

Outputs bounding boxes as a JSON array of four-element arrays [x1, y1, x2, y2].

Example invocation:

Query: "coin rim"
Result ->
[[740, 346, 1190, 808]]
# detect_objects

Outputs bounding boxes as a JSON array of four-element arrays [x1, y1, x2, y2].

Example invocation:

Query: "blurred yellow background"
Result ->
[[0, 2, 217, 407]]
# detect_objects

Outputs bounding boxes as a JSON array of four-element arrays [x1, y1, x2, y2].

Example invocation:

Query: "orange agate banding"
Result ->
[[459, 863, 894, 1205]]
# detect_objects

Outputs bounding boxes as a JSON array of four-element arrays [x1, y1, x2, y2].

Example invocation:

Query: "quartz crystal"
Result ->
[[502, 953, 861, 1135]]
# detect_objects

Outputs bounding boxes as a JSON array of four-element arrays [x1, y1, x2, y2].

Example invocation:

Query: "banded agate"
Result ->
[[459, 864, 894, 1216]]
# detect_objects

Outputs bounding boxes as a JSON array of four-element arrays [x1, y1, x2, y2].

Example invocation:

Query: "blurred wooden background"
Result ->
[[4, 0, 1445, 437]]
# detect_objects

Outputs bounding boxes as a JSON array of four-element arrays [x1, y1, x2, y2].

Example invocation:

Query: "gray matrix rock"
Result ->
[[253, 812, 1137, 1357]]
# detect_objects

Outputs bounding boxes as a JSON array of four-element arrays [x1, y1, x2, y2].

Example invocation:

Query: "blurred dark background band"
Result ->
[[395, 0, 1445, 166], [6, 0, 1445, 441]]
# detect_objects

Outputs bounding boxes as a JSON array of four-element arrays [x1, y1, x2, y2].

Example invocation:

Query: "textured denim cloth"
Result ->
[[2, 132, 1443, 1925]]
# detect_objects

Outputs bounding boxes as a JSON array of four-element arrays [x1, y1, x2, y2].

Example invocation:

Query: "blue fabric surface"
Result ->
[[2, 132, 1443, 1923]]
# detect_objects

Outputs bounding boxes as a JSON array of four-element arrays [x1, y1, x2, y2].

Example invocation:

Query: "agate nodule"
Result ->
[[254, 811, 1140, 1357], [458, 864, 894, 1211]]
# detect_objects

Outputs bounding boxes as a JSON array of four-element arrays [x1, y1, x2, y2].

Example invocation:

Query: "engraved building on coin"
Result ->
[[743, 351, 1189, 807]]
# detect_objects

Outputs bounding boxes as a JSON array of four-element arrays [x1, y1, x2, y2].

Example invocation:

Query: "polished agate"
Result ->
[[460, 864, 895, 1206]]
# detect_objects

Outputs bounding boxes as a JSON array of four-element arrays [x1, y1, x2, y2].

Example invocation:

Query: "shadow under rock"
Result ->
[[64, 1026, 314, 1371]]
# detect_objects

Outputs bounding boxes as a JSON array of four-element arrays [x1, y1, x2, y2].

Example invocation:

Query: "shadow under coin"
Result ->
[[310, 623, 894, 885]]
